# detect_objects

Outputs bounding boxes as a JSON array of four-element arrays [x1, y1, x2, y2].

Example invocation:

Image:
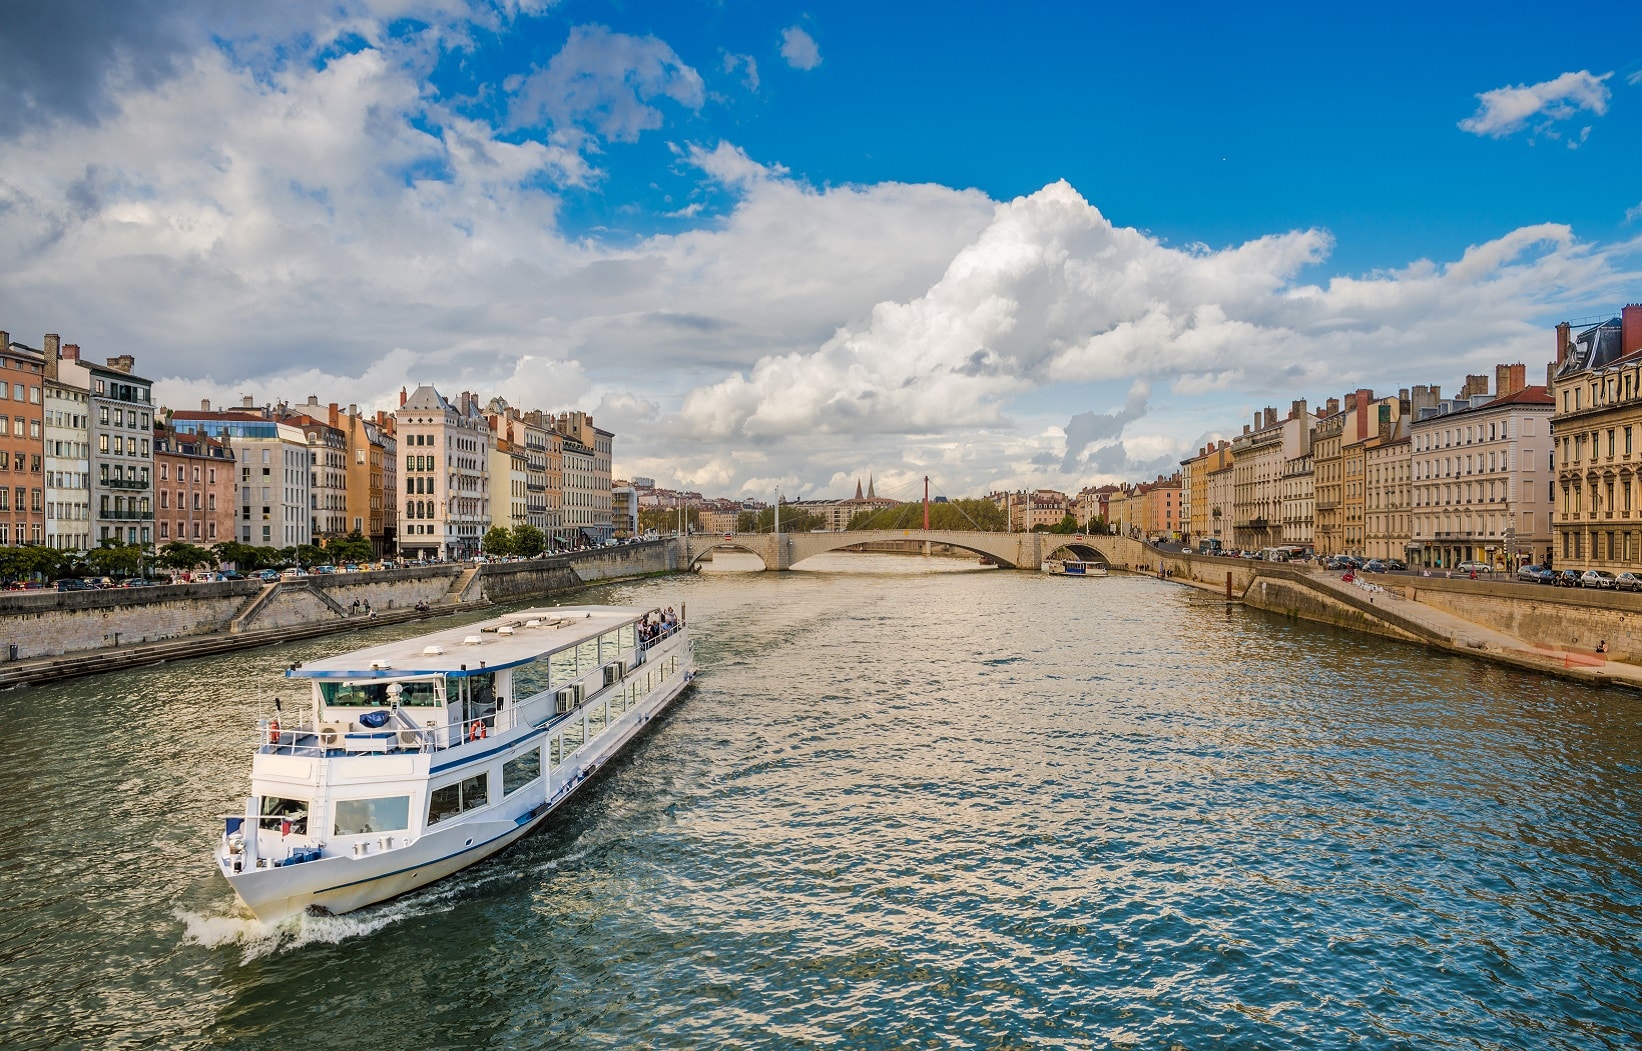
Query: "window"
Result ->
[[333, 796, 411, 836], [427, 773, 489, 825], [503, 749, 541, 795], [258, 796, 308, 834]]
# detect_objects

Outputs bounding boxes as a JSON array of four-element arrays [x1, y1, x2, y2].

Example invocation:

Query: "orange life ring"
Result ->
[[469, 720, 486, 741], [268, 718, 281, 745]]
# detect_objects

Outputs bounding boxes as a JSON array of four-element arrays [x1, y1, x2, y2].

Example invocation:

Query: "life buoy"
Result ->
[[469, 720, 487, 741], [268, 718, 281, 745]]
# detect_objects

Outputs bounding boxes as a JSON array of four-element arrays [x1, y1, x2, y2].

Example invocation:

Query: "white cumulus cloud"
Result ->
[[1458, 69, 1612, 138], [779, 26, 822, 71]]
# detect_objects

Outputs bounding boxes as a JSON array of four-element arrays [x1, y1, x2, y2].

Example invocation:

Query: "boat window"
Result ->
[[513, 657, 551, 700], [503, 748, 541, 795], [599, 630, 619, 663], [575, 638, 598, 676], [321, 680, 440, 707], [549, 736, 562, 769], [549, 648, 577, 688], [258, 795, 308, 834], [467, 672, 496, 711], [333, 796, 410, 835], [588, 700, 607, 737], [619, 623, 636, 650], [563, 718, 584, 753], [427, 773, 489, 825]]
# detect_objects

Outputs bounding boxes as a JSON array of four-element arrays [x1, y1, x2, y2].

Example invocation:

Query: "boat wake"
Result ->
[[179, 847, 587, 962]]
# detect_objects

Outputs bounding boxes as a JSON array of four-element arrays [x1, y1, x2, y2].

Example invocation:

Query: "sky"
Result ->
[[2, 1, 1641, 503]]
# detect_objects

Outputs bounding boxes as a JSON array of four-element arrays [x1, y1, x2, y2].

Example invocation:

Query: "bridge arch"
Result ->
[[1042, 541, 1112, 565], [685, 539, 769, 570]]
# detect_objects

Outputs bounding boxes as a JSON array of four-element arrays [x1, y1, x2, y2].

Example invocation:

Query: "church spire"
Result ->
[[854, 478, 864, 500], [868, 475, 876, 499]]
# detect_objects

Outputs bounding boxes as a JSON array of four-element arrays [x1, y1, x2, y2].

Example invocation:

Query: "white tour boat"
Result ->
[[215, 604, 694, 923], [1041, 558, 1108, 577]]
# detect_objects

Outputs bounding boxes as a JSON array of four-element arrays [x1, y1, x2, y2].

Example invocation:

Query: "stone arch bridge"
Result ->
[[676, 530, 1148, 571]]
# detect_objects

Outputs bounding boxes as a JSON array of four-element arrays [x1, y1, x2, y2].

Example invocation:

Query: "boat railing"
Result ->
[[257, 624, 687, 759]]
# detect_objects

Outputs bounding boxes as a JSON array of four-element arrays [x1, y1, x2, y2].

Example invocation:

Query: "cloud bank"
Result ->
[[1, 6, 1637, 501]]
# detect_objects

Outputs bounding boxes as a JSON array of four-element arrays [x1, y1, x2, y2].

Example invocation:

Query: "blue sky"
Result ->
[[2, 1, 1640, 498], [449, 2, 1642, 266]]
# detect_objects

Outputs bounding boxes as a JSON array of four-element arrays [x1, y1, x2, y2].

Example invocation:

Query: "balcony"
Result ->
[[101, 510, 154, 521], [105, 478, 148, 490]]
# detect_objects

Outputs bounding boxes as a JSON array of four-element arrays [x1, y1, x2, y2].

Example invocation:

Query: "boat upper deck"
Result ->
[[288, 606, 660, 680]]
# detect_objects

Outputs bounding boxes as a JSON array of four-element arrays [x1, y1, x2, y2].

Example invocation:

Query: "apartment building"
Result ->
[[394, 385, 492, 560], [171, 402, 313, 548], [1548, 306, 1642, 570], [0, 332, 46, 547], [43, 346, 92, 552], [153, 426, 236, 546], [1414, 365, 1553, 570]]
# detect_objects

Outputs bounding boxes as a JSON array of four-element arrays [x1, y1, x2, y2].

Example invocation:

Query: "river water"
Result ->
[[2, 552, 1640, 1049]]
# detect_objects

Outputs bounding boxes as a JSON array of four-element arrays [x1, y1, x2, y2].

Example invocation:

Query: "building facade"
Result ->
[[394, 386, 492, 560], [1415, 366, 1553, 570], [0, 332, 46, 547], [171, 403, 312, 549], [154, 427, 236, 547]]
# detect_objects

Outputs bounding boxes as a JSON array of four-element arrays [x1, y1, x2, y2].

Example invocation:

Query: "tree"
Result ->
[[213, 541, 264, 571], [846, 498, 1007, 532], [155, 542, 214, 571], [328, 530, 374, 564], [511, 524, 546, 557], [0, 545, 66, 582], [736, 505, 826, 533], [482, 526, 514, 556], [639, 506, 699, 535], [87, 543, 143, 578], [294, 544, 328, 568]]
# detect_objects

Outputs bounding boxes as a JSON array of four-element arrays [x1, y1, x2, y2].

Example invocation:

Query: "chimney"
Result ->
[[1507, 364, 1525, 396], [306, 394, 320, 408], [63, 343, 79, 361], [1243, 424, 1251, 435], [1556, 321, 1571, 364], [1624, 304, 1642, 357], [1326, 397, 1340, 415], [328, 402, 340, 428], [105, 354, 134, 374], [1263, 406, 1277, 429], [1460, 374, 1489, 400], [1253, 412, 1262, 429], [399, 386, 408, 408], [241, 395, 255, 409], [0, 330, 8, 352], [42, 333, 60, 379], [200, 399, 210, 411], [1290, 398, 1307, 421], [348, 403, 358, 418]]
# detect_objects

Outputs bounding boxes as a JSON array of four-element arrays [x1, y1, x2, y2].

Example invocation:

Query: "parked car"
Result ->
[[118, 577, 155, 588], [1386, 559, 1408, 571], [54, 578, 95, 591], [1580, 570, 1618, 589], [256, 569, 281, 582], [1517, 564, 1545, 582], [1615, 572, 1642, 592], [220, 571, 245, 581], [1554, 569, 1582, 587], [84, 577, 115, 589], [280, 567, 306, 579], [1361, 559, 1389, 573], [1455, 560, 1493, 574]]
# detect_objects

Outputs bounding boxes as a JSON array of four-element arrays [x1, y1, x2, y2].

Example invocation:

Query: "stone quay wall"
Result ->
[[0, 543, 677, 664]]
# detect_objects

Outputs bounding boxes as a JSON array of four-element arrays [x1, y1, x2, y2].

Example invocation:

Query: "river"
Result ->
[[1, 552, 1639, 1049]]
